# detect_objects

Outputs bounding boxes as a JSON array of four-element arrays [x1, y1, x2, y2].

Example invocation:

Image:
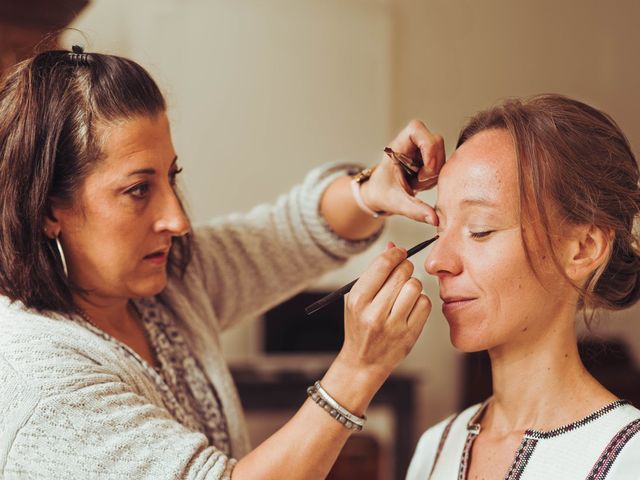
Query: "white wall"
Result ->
[[388, 0, 640, 441], [69, 0, 640, 447]]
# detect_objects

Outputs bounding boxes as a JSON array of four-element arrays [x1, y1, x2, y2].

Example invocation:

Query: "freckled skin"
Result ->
[[425, 129, 572, 353], [423, 129, 616, 478]]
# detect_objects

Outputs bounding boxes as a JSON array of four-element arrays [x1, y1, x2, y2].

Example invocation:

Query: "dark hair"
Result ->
[[0, 48, 192, 314], [457, 94, 640, 312]]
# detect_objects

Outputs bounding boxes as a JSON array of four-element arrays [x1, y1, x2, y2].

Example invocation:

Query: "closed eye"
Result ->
[[470, 230, 494, 239]]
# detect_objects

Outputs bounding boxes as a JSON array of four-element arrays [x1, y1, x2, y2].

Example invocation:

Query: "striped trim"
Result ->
[[585, 417, 640, 480], [457, 431, 477, 480], [428, 413, 460, 479], [505, 437, 538, 480], [525, 400, 629, 440], [456, 401, 489, 480]]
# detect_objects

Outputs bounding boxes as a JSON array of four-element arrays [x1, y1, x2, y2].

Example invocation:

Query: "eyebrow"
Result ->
[[435, 197, 499, 215], [127, 155, 178, 176]]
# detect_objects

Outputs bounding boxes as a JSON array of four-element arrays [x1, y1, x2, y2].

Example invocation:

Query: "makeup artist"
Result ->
[[0, 48, 442, 479]]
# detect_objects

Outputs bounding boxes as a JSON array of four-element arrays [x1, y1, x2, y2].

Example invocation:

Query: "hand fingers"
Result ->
[[406, 294, 431, 339], [387, 277, 423, 321], [387, 120, 445, 180], [386, 187, 439, 225], [368, 259, 414, 317], [348, 247, 407, 306], [417, 133, 445, 181]]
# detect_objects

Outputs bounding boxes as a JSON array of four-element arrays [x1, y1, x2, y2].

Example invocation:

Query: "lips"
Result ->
[[440, 295, 478, 314], [143, 247, 171, 264]]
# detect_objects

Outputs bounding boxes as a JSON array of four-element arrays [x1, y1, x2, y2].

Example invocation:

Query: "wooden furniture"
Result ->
[[0, 0, 89, 74], [232, 366, 417, 480]]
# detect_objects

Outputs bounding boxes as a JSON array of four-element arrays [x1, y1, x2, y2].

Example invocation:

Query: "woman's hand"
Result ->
[[361, 119, 445, 224], [233, 243, 431, 479], [319, 242, 431, 414], [342, 242, 430, 375]]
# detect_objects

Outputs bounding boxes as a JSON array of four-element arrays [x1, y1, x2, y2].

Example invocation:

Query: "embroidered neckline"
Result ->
[[466, 399, 630, 439]]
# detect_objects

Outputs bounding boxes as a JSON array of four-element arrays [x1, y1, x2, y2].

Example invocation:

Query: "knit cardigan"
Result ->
[[0, 163, 381, 479]]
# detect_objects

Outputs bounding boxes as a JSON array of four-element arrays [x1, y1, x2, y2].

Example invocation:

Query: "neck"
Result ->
[[483, 314, 617, 435], [73, 293, 135, 335]]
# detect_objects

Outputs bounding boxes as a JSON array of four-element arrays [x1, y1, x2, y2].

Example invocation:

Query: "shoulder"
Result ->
[[597, 405, 640, 479], [406, 403, 482, 480], [0, 297, 127, 395]]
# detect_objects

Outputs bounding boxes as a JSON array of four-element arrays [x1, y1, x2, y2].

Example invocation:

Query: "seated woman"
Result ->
[[408, 95, 640, 479]]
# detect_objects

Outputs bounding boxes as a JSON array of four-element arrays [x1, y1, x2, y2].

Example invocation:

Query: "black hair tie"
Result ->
[[67, 45, 91, 65]]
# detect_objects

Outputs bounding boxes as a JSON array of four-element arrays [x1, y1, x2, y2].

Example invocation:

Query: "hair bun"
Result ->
[[594, 238, 640, 309]]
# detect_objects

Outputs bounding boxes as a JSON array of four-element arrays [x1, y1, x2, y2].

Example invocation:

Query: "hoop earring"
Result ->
[[55, 235, 69, 278]]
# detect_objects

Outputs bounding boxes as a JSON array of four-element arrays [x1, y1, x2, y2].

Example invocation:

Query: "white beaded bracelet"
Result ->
[[307, 381, 366, 431]]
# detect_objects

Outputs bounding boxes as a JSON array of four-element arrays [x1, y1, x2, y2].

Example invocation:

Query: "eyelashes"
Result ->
[[470, 230, 494, 239], [126, 167, 183, 200], [170, 167, 183, 185], [435, 228, 496, 240], [126, 182, 150, 199]]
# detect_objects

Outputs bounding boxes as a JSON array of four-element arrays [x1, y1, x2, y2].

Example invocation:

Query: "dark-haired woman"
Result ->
[[0, 49, 443, 479], [407, 95, 640, 479]]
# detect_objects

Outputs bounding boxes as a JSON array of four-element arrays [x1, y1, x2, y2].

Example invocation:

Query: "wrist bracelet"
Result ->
[[350, 178, 381, 218], [307, 381, 366, 431], [350, 167, 388, 219]]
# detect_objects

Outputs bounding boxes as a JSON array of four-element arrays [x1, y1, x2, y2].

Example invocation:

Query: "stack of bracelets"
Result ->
[[307, 381, 366, 431]]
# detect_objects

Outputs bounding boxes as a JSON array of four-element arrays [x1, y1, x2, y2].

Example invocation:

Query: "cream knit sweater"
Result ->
[[0, 163, 380, 479]]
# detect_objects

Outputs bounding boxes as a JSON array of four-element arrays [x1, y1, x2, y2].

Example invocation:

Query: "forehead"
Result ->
[[95, 113, 173, 172], [436, 129, 518, 215]]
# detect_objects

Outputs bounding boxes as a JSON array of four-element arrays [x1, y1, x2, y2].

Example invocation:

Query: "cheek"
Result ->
[[68, 206, 147, 271], [466, 236, 541, 320]]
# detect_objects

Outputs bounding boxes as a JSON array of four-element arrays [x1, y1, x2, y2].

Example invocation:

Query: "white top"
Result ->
[[407, 400, 640, 480], [0, 163, 380, 479]]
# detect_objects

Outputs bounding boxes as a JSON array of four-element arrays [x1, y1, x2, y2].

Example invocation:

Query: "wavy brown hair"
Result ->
[[458, 94, 640, 312], [0, 48, 192, 314]]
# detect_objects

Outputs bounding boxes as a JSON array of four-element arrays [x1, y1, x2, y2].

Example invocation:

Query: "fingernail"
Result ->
[[418, 170, 438, 182], [387, 241, 396, 249], [424, 216, 433, 224]]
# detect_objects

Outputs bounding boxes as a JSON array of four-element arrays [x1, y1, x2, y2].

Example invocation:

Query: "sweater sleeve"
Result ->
[[180, 162, 383, 330], [1, 352, 235, 480]]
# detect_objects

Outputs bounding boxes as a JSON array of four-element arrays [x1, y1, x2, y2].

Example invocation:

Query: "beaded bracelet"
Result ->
[[307, 381, 366, 431]]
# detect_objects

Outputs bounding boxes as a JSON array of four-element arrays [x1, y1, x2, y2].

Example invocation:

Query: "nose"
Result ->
[[154, 189, 190, 237], [424, 229, 463, 277]]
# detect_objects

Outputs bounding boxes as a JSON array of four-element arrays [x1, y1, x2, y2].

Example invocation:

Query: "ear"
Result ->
[[43, 199, 63, 239], [563, 224, 612, 284]]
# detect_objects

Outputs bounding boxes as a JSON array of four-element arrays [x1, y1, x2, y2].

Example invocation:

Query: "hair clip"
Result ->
[[67, 45, 91, 65]]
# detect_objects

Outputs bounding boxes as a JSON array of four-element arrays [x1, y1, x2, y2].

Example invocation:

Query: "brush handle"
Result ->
[[304, 235, 438, 315], [304, 279, 358, 315]]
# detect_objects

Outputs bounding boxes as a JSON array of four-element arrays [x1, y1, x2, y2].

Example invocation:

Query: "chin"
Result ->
[[130, 273, 168, 298], [447, 319, 493, 353]]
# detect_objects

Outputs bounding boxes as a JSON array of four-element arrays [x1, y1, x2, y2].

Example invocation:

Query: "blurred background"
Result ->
[[2, 1, 640, 478]]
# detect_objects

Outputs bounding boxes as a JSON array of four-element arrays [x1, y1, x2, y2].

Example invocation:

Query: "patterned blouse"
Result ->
[[138, 297, 232, 455], [78, 297, 232, 456], [407, 399, 640, 479]]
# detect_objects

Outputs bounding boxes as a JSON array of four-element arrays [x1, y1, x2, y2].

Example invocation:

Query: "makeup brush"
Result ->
[[305, 235, 439, 315]]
